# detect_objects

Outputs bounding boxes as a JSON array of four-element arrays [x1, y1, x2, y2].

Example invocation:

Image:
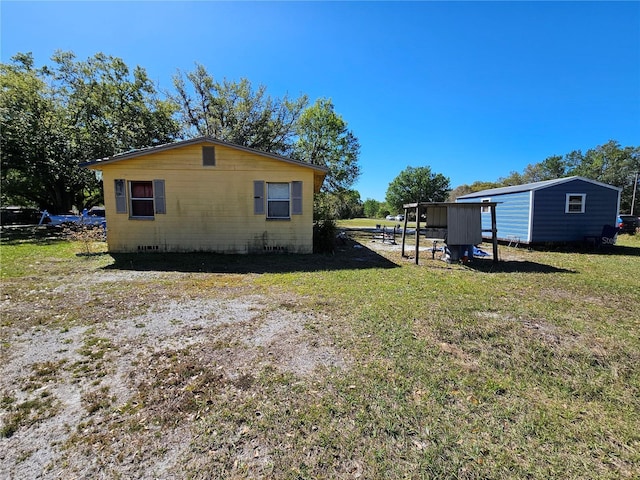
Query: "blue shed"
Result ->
[[456, 176, 621, 244]]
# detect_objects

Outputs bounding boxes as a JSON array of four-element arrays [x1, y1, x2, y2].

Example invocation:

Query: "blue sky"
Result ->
[[2, 1, 639, 202]]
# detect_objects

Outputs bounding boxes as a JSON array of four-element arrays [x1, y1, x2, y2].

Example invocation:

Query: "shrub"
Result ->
[[313, 219, 337, 254], [64, 224, 106, 255]]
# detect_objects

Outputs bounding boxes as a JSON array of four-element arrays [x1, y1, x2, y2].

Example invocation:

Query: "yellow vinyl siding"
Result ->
[[93, 143, 318, 253]]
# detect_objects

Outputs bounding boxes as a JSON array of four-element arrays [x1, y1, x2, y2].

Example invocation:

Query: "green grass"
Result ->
[[0, 228, 111, 279], [234, 233, 640, 478], [1, 231, 639, 478]]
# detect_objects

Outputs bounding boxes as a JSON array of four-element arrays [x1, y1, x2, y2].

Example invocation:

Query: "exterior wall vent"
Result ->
[[137, 245, 159, 251], [263, 245, 287, 253]]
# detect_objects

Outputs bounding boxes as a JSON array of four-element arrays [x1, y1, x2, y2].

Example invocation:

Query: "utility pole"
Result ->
[[632, 172, 639, 216]]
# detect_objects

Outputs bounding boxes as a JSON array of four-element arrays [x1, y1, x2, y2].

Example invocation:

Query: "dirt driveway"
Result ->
[[1, 256, 355, 479]]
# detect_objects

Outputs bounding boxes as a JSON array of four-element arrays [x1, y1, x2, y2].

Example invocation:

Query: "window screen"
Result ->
[[267, 183, 290, 218], [565, 194, 586, 213]]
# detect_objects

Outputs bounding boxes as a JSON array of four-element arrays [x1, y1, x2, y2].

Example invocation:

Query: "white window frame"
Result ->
[[481, 198, 491, 213], [267, 182, 291, 219], [565, 193, 586, 214]]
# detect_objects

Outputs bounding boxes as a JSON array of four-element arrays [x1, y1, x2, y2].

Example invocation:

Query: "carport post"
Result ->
[[414, 205, 420, 264], [491, 205, 499, 262], [401, 208, 409, 257]]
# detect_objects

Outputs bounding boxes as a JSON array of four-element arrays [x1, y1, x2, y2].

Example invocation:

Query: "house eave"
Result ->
[[81, 136, 329, 176]]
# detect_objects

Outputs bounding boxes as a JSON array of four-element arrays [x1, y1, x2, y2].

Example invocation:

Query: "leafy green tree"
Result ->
[[171, 69, 362, 208], [363, 198, 381, 218], [338, 190, 364, 219], [448, 180, 503, 201], [567, 141, 640, 213], [314, 190, 363, 220], [293, 98, 361, 194], [564, 149, 585, 173], [1, 53, 73, 210], [52, 51, 179, 159], [377, 204, 391, 219], [493, 140, 639, 214], [447, 185, 472, 201], [1, 51, 179, 212], [171, 64, 308, 155], [385, 166, 450, 213], [0, 53, 95, 212], [521, 155, 567, 183], [471, 181, 502, 192], [2, 53, 365, 216], [497, 170, 525, 187]]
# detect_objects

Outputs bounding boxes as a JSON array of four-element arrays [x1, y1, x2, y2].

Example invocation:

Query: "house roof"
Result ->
[[457, 176, 622, 199], [81, 136, 329, 174]]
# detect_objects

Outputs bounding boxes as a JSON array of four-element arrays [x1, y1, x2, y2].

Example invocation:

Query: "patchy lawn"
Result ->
[[1, 227, 639, 479]]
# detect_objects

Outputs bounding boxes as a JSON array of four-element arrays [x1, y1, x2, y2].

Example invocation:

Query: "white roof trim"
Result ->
[[457, 176, 622, 198]]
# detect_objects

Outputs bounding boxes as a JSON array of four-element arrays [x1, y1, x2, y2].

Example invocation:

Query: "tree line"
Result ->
[[3, 52, 638, 219], [448, 140, 639, 214], [1, 51, 360, 215], [365, 141, 639, 219]]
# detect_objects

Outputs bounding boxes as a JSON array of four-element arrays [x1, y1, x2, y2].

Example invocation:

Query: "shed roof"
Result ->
[[403, 201, 499, 208], [81, 136, 329, 174], [457, 176, 621, 199]]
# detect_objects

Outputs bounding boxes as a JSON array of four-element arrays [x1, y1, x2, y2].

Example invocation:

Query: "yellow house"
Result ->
[[83, 137, 327, 254]]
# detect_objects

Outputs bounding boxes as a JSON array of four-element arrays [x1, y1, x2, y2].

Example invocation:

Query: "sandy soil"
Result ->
[[0, 268, 348, 479]]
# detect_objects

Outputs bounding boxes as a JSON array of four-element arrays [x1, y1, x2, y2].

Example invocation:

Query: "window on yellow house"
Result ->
[[115, 179, 165, 218], [254, 181, 302, 218], [130, 181, 154, 217], [267, 183, 290, 219]]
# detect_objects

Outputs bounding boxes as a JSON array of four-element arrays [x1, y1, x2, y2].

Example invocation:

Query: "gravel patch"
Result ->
[[0, 277, 349, 479]]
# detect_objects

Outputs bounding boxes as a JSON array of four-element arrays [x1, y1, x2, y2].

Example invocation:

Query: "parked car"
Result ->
[[385, 215, 396, 221], [39, 208, 106, 227], [87, 207, 106, 217], [616, 215, 640, 234], [395, 214, 405, 221]]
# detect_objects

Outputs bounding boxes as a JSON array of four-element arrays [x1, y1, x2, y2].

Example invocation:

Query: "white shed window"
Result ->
[[267, 183, 290, 219], [565, 193, 586, 213], [481, 198, 491, 213]]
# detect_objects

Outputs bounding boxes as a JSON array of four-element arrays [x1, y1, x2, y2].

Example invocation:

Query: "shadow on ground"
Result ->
[[463, 257, 577, 274], [0, 225, 68, 245], [520, 239, 640, 257], [104, 238, 399, 274], [606, 245, 640, 256]]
